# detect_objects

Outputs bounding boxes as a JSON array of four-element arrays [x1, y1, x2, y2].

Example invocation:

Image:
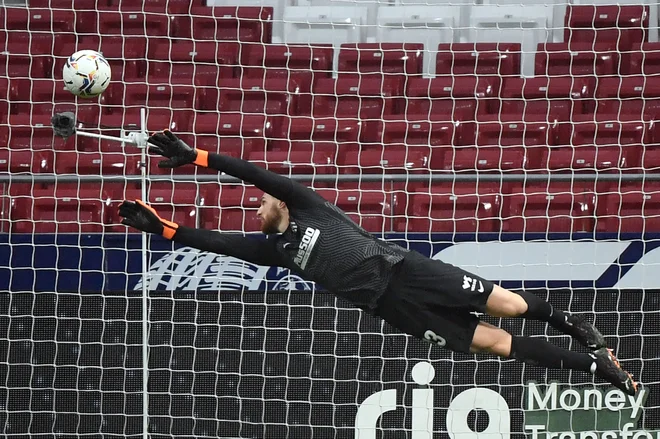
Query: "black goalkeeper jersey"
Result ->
[[172, 152, 409, 310]]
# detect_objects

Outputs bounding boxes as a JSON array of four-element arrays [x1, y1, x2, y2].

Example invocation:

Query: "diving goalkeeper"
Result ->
[[119, 130, 637, 396]]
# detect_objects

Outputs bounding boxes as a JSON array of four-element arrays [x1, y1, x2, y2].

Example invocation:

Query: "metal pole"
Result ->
[[139, 109, 150, 439]]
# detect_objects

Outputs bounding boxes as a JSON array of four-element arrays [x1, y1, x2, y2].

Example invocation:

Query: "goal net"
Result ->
[[1, 0, 659, 438]]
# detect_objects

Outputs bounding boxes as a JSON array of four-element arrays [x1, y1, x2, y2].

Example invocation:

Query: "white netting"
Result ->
[[1, 0, 659, 438]]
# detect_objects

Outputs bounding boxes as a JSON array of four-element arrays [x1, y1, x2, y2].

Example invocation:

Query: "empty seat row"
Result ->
[[0, 6, 273, 42], [3, 182, 660, 234], [10, 38, 660, 83], [7, 75, 660, 129]]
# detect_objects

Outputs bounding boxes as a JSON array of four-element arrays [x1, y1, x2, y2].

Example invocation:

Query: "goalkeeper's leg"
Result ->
[[484, 285, 607, 350], [471, 322, 637, 395]]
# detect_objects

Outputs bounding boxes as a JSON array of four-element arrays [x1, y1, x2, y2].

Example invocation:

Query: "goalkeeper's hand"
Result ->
[[147, 130, 208, 168], [119, 200, 179, 239]]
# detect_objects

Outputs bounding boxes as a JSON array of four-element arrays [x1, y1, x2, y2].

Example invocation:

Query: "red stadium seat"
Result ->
[[0, 53, 51, 79], [103, 0, 193, 13], [171, 6, 273, 43], [9, 78, 102, 132], [433, 146, 528, 173], [541, 146, 631, 173], [595, 76, 660, 120], [436, 43, 521, 78], [627, 43, 660, 76], [364, 115, 457, 147], [0, 149, 53, 174], [27, 0, 100, 7], [535, 43, 618, 78], [200, 77, 299, 116], [312, 75, 403, 119], [565, 5, 648, 50], [399, 183, 504, 233], [54, 151, 140, 175], [279, 116, 360, 146], [599, 183, 660, 233], [209, 185, 263, 232], [316, 188, 394, 233], [192, 112, 272, 157], [239, 43, 333, 104], [474, 117, 555, 164], [404, 76, 497, 121], [98, 11, 170, 36], [146, 41, 239, 86], [108, 83, 197, 111], [248, 146, 338, 175], [557, 116, 647, 171], [6, 123, 73, 151], [337, 43, 424, 76], [9, 185, 109, 233], [338, 144, 430, 174], [500, 77, 594, 122], [505, 183, 596, 233]]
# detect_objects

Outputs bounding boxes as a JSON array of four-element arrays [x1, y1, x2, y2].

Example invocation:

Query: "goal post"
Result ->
[[1, 0, 660, 438]]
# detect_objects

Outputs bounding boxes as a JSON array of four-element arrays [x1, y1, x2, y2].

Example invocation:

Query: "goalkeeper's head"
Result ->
[[257, 193, 289, 235]]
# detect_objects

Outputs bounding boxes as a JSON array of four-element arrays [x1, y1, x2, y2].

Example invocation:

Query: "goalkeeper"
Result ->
[[119, 130, 637, 396]]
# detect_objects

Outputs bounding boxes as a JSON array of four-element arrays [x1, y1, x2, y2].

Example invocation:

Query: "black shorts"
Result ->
[[375, 250, 495, 354]]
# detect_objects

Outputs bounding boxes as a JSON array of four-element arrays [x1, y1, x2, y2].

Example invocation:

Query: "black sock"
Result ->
[[517, 290, 571, 332], [510, 336, 596, 372]]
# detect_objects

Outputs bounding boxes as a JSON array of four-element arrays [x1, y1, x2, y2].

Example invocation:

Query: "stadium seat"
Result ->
[[316, 188, 394, 233], [398, 182, 504, 233], [505, 183, 596, 233], [1, 7, 75, 33], [565, 5, 649, 50], [436, 43, 522, 79], [475, 115, 555, 148], [278, 116, 360, 148], [535, 43, 619, 77], [432, 146, 528, 173], [209, 185, 264, 232], [595, 76, 660, 120], [311, 75, 403, 120], [247, 146, 338, 175], [200, 77, 299, 117], [0, 52, 50, 79], [404, 76, 498, 121], [0, 149, 53, 174], [500, 77, 594, 122], [146, 41, 239, 86], [27, 0, 101, 7], [103, 0, 193, 13], [192, 112, 272, 157], [9, 185, 109, 233], [541, 146, 632, 173], [172, 6, 273, 43], [364, 115, 458, 147], [239, 43, 333, 83], [599, 182, 660, 233], [337, 144, 430, 174], [98, 11, 170, 36], [54, 151, 140, 176], [5, 123, 73, 151], [563, 115, 647, 152], [627, 42, 660, 75], [108, 84, 197, 112], [337, 43, 424, 77], [375, 5, 460, 76]]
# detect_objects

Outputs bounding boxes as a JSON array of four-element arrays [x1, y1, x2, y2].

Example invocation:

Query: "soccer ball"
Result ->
[[62, 50, 111, 98]]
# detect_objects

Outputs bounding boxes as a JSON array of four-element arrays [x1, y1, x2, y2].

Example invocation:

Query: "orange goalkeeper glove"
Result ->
[[118, 199, 179, 239]]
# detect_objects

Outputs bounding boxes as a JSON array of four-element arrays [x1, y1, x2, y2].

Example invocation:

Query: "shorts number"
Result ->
[[424, 330, 446, 347]]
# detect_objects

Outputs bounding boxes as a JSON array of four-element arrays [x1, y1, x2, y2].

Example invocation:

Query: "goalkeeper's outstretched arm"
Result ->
[[118, 200, 282, 267], [148, 130, 323, 208]]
